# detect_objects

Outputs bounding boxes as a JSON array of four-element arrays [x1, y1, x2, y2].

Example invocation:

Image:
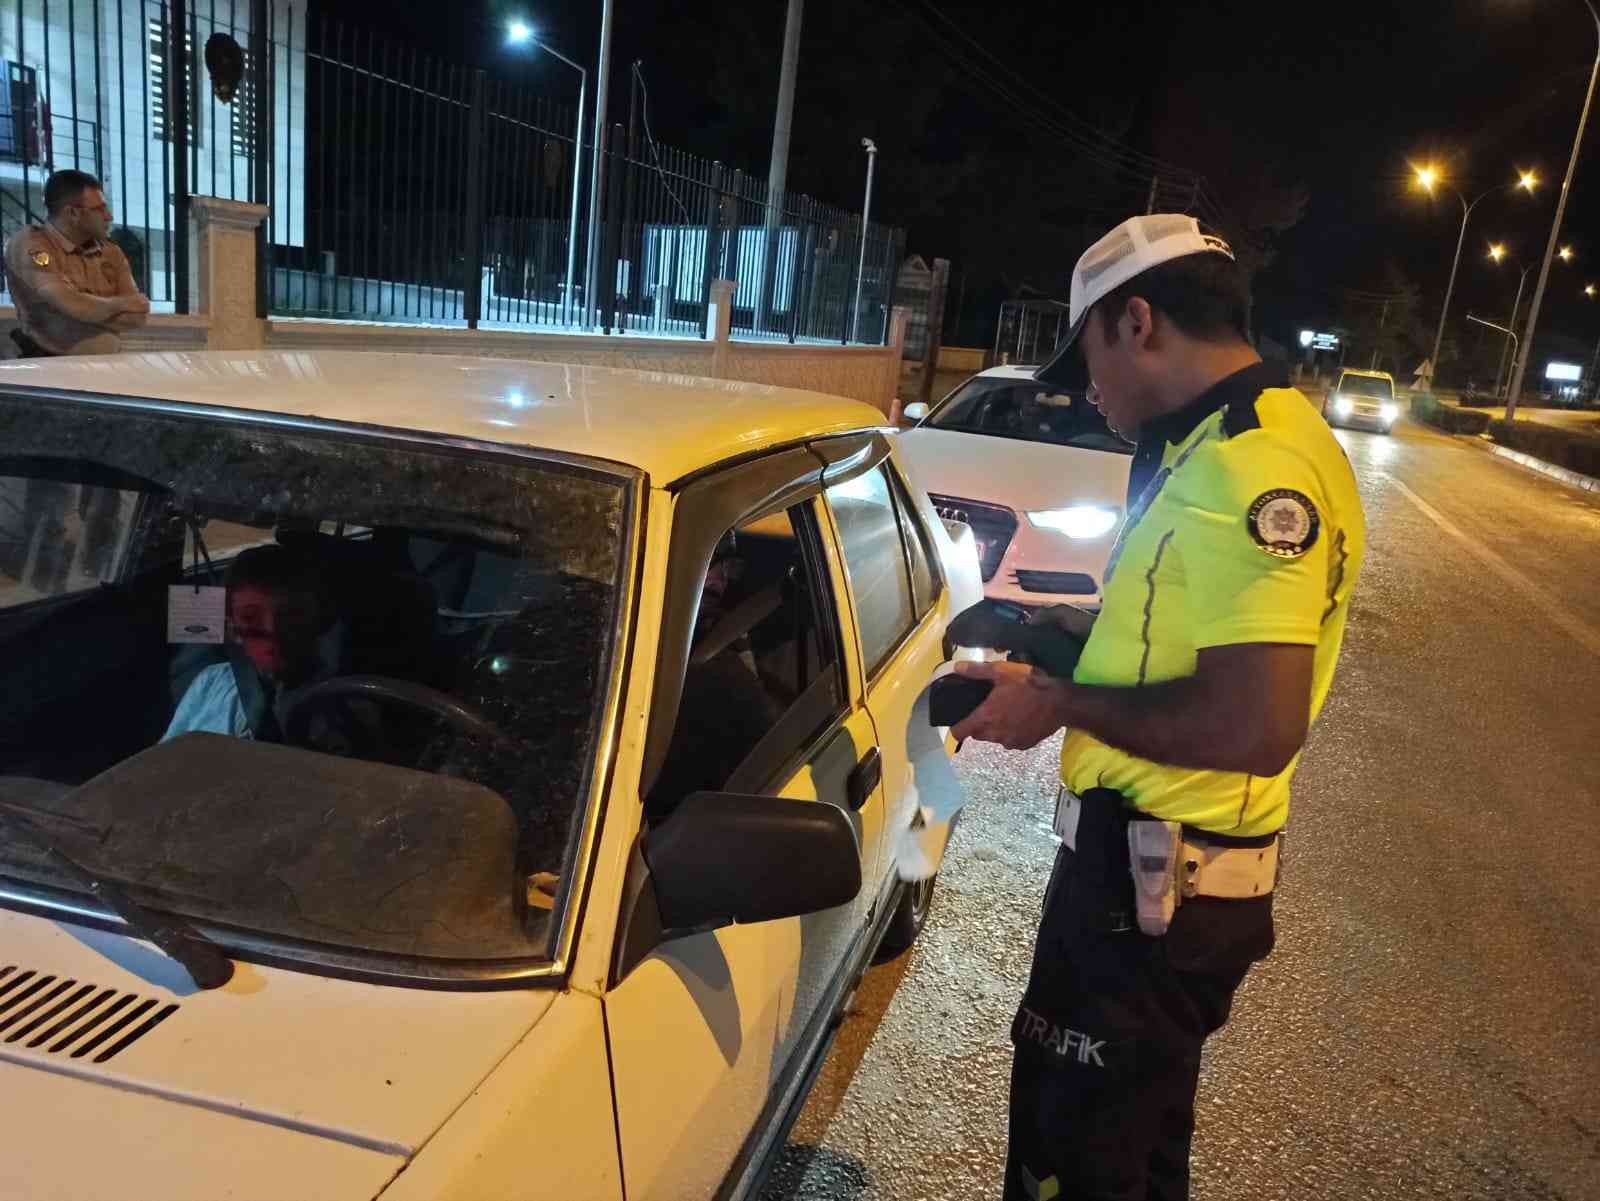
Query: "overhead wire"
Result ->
[[887, 0, 1197, 191], [908, 0, 1202, 183]]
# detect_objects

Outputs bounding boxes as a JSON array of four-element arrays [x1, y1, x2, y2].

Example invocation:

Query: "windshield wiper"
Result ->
[[0, 810, 235, 990]]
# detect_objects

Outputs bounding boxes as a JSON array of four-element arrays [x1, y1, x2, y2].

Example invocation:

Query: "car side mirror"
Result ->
[[902, 402, 930, 423], [610, 792, 862, 983]]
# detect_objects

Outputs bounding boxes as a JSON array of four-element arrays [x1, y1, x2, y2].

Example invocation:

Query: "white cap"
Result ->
[[1035, 214, 1233, 384]]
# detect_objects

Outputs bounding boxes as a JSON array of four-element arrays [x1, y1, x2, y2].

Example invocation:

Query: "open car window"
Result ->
[[0, 395, 632, 975]]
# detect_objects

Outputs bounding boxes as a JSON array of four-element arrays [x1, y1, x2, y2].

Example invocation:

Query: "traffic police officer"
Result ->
[[952, 213, 1366, 1200], [4, 169, 149, 357]]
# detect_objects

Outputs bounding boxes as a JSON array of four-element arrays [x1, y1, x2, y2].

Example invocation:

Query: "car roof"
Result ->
[[0, 350, 888, 483], [1337, 368, 1395, 381]]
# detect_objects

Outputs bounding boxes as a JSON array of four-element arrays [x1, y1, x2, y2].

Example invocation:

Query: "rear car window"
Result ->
[[0, 394, 631, 971]]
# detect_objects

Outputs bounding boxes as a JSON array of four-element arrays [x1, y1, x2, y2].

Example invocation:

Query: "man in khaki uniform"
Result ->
[[4, 169, 149, 357]]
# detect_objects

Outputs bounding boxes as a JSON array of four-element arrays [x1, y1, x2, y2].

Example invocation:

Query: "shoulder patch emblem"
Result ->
[[29, 249, 49, 267], [1248, 489, 1320, 558]]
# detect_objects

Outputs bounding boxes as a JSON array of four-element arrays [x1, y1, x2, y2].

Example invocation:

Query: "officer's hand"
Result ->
[[950, 659, 1071, 750], [1026, 603, 1096, 640], [123, 295, 151, 315]]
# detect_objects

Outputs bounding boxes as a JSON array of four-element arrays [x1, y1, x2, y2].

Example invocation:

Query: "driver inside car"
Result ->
[[163, 545, 338, 743]]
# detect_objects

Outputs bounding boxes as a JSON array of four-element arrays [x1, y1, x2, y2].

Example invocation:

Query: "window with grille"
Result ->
[[148, 19, 200, 147]]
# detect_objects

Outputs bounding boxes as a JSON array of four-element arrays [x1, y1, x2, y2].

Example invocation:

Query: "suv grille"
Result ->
[[930, 494, 1018, 581], [0, 964, 180, 1064]]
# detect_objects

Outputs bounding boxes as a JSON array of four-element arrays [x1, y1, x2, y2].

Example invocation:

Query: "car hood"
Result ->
[[0, 909, 557, 1201], [894, 426, 1133, 513]]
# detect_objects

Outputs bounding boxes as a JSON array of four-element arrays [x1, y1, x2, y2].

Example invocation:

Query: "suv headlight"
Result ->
[[1333, 395, 1354, 417], [1026, 505, 1120, 539], [1380, 403, 1399, 422]]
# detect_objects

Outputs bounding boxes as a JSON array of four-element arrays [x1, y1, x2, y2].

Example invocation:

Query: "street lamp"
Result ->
[[1504, 0, 1600, 421], [1484, 243, 1568, 398], [506, 21, 586, 326], [1413, 162, 1538, 393]]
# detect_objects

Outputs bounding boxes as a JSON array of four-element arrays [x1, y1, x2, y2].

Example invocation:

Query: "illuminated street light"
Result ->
[[505, 22, 586, 325], [1588, 284, 1597, 297], [1485, 243, 1569, 398], [1412, 165, 1539, 392], [1505, 0, 1600, 420]]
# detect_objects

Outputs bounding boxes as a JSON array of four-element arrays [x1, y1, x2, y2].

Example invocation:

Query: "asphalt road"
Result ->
[[762, 417, 1600, 1201]]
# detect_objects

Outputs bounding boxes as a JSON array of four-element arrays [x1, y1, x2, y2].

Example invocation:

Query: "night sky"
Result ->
[[326, 0, 1600, 370]]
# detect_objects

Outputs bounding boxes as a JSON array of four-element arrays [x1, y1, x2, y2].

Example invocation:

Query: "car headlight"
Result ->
[[1333, 395, 1354, 417], [1026, 505, 1121, 539], [1380, 403, 1399, 422]]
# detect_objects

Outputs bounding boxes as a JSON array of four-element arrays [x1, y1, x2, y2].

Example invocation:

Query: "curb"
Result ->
[[1480, 439, 1600, 493]]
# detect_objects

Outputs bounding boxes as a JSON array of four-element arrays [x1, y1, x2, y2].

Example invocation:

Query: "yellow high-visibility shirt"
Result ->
[[1062, 360, 1366, 835]]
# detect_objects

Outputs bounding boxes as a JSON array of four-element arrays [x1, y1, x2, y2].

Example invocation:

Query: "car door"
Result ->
[[604, 486, 888, 1201], [821, 456, 950, 907]]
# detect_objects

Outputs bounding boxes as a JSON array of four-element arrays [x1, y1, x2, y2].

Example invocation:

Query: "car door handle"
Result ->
[[846, 746, 882, 811]]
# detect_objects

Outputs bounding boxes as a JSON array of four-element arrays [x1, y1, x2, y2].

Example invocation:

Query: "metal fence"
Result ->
[[2, 0, 286, 307], [2, 1, 901, 345], [273, 13, 903, 343]]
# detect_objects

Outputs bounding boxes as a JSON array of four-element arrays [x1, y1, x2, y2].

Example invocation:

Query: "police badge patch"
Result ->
[[1248, 489, 1320, 557], [29, 249, 49, 267]]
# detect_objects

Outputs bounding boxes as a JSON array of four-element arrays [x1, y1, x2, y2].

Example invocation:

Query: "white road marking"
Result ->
[[1387, 474, 1600, 660]]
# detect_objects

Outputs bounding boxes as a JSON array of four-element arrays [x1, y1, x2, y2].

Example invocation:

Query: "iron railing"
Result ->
[[3, 1, 900, 343], [269, 13, 902, 342]]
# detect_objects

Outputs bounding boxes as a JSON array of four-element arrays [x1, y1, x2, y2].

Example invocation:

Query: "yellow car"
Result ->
[[1324, 367, 1401, 433], [0, 351, 982, 1201]]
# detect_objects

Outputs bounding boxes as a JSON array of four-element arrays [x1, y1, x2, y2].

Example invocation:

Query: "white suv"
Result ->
[[895, 365, 1133, 610], [1325, 368, 1400, 433]]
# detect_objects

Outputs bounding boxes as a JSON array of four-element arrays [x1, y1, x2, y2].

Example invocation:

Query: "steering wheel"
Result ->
[[282, 675, 532, 761]]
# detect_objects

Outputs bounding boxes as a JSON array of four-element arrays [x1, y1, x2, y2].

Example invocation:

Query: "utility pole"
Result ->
[[1371, 298, 1389, 370], [585, 0, 615, 332], [917, 257, 951, 405], [1146, 174, 1158, 214], [758, 0, 804, 333], [850, 138, 878, 344]]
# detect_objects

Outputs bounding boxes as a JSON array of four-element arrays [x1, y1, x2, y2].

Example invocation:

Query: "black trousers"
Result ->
[[1003, 791, 1275, 1201]]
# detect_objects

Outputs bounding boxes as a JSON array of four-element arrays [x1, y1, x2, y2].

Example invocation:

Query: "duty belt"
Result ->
[[1054, 786, 1280, 900]]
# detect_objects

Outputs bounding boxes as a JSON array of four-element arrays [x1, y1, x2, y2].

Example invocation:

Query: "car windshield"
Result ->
[[926, 377, 1133, 454], [0, 393, 630, 973], [1339, 375, 1394, 400]]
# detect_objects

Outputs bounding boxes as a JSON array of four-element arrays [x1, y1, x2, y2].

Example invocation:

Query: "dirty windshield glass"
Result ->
[[0, 394, 630, 971], [929, 378, 1133, 453]]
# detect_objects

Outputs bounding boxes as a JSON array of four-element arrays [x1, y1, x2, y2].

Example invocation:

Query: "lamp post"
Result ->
[[1413, 164, 1538, 393], [507, 22, 586, 326], [1504, 0, 1600, 421], [1486, 243, 1573, 398]]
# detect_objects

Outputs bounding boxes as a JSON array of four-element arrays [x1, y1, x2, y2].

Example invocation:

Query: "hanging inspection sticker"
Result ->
[[1247, 489, 1320, 558], [168, 585, 226, 644]]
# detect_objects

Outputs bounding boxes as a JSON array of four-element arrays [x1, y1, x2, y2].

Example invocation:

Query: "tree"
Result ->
[[1335, 262, 1433, 376]]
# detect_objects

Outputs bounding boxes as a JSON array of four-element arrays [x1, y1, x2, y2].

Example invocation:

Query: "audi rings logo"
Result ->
[[936, 505, 969, 525]]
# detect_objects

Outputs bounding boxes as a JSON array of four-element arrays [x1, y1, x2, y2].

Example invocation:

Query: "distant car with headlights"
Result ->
[[0, 350, 984, 1201], [1324, 367, 1400, 433], [894, 365, 1132, 610]]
